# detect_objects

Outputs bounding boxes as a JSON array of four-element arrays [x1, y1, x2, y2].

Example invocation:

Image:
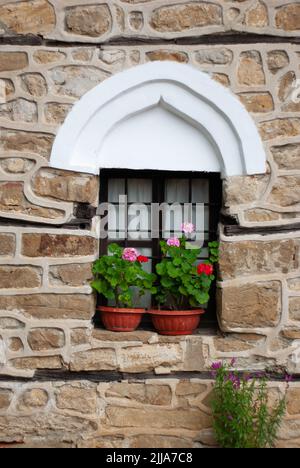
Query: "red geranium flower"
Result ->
[[137, 255, 149, 263], [197, 263, 213, 276]]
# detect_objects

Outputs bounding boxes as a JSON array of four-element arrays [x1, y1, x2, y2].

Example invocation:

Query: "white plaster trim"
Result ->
[[50, 62, 266, 178]]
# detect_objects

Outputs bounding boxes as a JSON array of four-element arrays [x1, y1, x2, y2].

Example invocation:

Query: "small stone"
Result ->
[[272, 144, 300, 170], [288, 279, 300, 291], [0, 294, 95, 320], [21, 73, 47, 97], [99, 50, 125, 65], [70, 328, 90, 346], [0, 234, 15, 256], [28, 328, 65, 351], [19, 389, 49, 409], [175, 381, 207, 396], [49, 264, 93, 287], [22, 233, 97, 257], [32, 169, 98, 204], [0, 158, 33, 174], [146, 50, 188, 63], [239, 92, 274, 113], [8, 337, 23, 352], [281, 329, 300, 340], [115, 5, 125, 31], [10, 356, 63, 370], [212, 73, 230, 87], [227, 8, 240, 22], [267, 50, 289, 74], [0, 79, 15, 100], [244, 1, 269, 27], [0, 98, 37, 123], [268, 176, 300, 207], [129, 11, 144, 30], [128, 435, 194, 449], [276, 4, 300, 31], [0, 129, 54, 159], [150, 3, 222, 32], [92, 328, 154, 343], [0, 317, 25, 329], [49, 66, 110, 99], [129, 50, 140, 65], [238, 51, 265, 86], [71, 49, 93, 62], [218, 282, 281, 329], [287, 388, 300, 415], [106, 383, 172, 405], [65, 5, 112, 37], [70, 348, 117, 371], [33, 50, 65, 64], [260, 119, 300, 141], [44, 103, 72, 125], [244, 209, 280, 222], [0, 0, 55, 35], [278, 71, 295, 102], [219, 240, 297, 279], [56, 385, 97, 413], [0, 266, 42, 289], [289, 298, 300, 321], [0, 52, 28, 72], [0, 389, 13, 410], [194, 48, 233, 65]]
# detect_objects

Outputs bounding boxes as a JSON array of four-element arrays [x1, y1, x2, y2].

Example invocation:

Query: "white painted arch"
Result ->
[[50, 61, 266, 178]]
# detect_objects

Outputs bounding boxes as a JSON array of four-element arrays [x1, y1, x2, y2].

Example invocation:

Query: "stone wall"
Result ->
[[0, 378, 299, 448], [0, 0, 300, 448]]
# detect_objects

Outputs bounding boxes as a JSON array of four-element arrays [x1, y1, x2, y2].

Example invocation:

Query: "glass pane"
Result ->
[[128, 179, 152, 203], [165, 179, 189, 203], [192, 179, 209, 203], [108, 178, 125, 202]]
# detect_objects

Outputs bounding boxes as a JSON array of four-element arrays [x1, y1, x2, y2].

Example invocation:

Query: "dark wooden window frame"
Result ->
[[98, 169, 222, 327]]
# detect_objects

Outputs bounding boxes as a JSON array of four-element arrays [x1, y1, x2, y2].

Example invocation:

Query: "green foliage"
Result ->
[[91, 244, 156, 308], [211, 362, 287, 448], [155, 238, 219, 310]]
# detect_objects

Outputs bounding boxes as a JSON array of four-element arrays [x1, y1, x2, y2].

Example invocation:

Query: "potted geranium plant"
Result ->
[[149, 223, 219, 335], [91, 244, 156, 332]]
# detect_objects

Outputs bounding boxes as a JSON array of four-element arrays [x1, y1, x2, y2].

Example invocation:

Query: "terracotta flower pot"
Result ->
[[149, 309, 205, 336], [97, 306, 145, 332]]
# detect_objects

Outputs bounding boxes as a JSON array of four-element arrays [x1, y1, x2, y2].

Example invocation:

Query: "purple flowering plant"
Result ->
[[211, 360, 288, 448]]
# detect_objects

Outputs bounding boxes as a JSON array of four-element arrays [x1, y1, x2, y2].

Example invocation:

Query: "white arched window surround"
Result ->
[[50, 61, 266, 178]]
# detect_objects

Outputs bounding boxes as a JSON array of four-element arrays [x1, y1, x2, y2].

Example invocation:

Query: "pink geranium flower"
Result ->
[[181, 222, 195, 234], [167, 237, 180, 247], [122, 248, 138, 262]]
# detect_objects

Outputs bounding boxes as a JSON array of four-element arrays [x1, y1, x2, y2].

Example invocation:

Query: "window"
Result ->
[[97, 169, 222, 327]]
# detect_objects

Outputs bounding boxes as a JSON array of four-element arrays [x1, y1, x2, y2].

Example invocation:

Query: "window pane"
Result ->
[[108, 178, 125, 202], [128, 179, 152, 239], [165, 179, 189, 203], [128, 179, 152, 203]]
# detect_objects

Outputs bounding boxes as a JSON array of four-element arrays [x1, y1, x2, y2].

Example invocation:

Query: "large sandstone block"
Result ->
[[260, 119, 300, 141], [49, 264, 93, 287], [119, 343, 183, 373], [70, 348, 117, 371], [55, 384, 97, 413], [18, 389, 49, 410], [22, 234, 97, 257], [106, 406, 211, 431], [0, 52, 28, 72], [219, 240, 297, 279], [32, 169, 99, 204], [10, 356, 63, 370], [27, 328, 65, 351], [268, 176, 300, 207], [0, 129, 54, 159], [0, 294, 95, 320], [287, 388, 300, 415], [49, 66, 110, 99], [0, 234, 15, 256], [289, 297, 300, 321], [0, 266, 42, 289], [223, 175, 268, 206], [218, 282, 281, 329], [65, 4, 112, 37], [272, 144, 300, 170], [275, 4, 300, 31], [105, 383, 172, 406], [0, 0, 55, 35], [150, 3, 222, 32]]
